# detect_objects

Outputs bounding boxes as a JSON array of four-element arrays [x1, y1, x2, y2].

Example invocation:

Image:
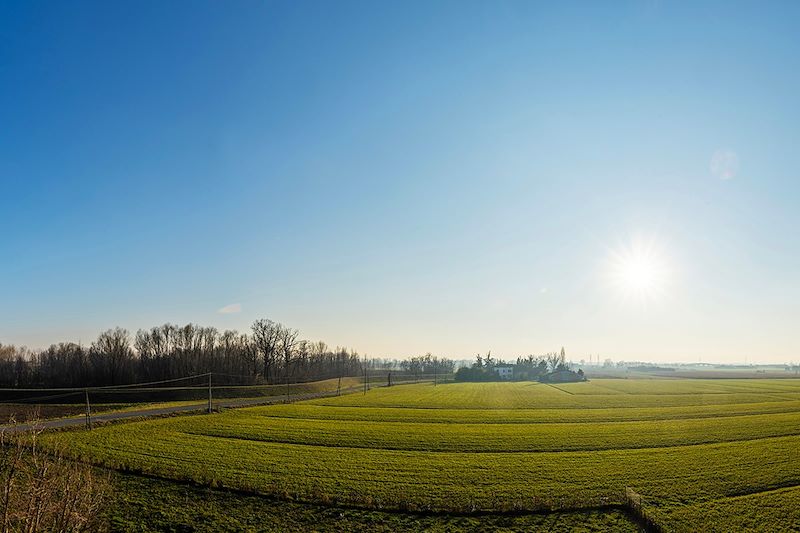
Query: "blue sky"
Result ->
[[1, 1, 799, 362]]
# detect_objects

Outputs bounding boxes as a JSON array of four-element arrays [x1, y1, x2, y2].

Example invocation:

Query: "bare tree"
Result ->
[[280, 326, 299, 386], [91, 328, 134, 385], [546, 348, 568, 373], [1, 319, 365, 388], [251, 319, 281, 382]]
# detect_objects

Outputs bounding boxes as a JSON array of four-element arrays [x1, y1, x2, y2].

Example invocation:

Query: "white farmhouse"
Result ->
[[496, 366, 513, 380]]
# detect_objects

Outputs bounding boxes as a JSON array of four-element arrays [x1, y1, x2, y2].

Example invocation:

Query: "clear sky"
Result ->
[[1, 1, 799, 363]]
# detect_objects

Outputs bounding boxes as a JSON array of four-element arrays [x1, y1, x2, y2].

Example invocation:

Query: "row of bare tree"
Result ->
[[0, 319, 363, 388], [398, 353, 456, 376]]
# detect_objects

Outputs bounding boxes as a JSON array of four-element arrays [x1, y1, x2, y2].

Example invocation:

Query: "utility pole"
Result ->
[[337, 352, 342, 396], [207, 373, 213, 414], [434, 359, 437, 386], [363, 355, 368, 395], [286, 367, 290, 403], [84, 388, 91, 430]]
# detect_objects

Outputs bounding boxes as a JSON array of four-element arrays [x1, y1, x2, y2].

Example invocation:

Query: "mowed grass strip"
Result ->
[[311, 381, 800, 409], [655, 485, 800, 533], [166, 410, 800, 452], [254, 399, 800, 424], [562, 378, 800, 396], [48, 426, 800, 513]]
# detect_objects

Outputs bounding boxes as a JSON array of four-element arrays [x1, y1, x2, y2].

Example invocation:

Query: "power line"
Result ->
[[0, 390, 83, 405]]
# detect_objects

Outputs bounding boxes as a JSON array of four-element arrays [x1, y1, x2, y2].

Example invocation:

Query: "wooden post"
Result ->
[[337, 375, 341, 396], [84, 388, 91, 430], [207, 373, 213, 414]]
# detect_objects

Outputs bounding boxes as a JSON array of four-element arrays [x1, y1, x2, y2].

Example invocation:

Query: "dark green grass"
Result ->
[[105, 474, 641, 532], [657, 484, 800, 533]]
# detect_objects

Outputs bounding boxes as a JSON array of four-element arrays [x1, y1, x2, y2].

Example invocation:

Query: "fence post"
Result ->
[[84, 388, 91, 430], [624, 487, 659, 532], [337, 375, 341, 396], [207, 373, 213, 414]]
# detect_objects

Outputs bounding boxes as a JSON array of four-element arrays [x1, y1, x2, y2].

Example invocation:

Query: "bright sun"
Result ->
[[607, 236, 670, 303], [620, 256, 659, 292]]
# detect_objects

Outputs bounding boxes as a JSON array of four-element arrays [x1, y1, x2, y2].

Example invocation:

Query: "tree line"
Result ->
[[0, 319, 364, 388], [455, 348, 585, 382], [398, 353, 456, 377]]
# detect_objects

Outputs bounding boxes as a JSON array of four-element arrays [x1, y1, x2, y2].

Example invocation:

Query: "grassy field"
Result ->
[[106, 474, 639, 532], [47, 379, 800, 531], [0, 403, 136, 423]]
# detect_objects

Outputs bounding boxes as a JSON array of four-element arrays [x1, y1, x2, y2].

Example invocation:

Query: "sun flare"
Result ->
[[619, 255, 659, 292], [607, 236, 670, 303]]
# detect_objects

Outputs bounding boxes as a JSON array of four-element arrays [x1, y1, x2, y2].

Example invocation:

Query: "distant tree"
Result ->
[[91, 328, 134, 385], [280, 326, 299, 385], [251, 319, 281, 381], [543, 348, 569, 372]]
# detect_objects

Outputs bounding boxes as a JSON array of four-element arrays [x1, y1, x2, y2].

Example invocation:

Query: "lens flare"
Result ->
[[605, 235, 671, 305]]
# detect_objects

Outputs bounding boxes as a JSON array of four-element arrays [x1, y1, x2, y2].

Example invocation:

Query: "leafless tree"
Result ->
[[91, 328, 134, 385], [251, 319, 282, 382], [1, 319, 365, 388], [280, 326, 299, 383]]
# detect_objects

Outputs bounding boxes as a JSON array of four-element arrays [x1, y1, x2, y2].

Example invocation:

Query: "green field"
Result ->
[[106, 474, 639, 532], [49, 379, 800, 531]]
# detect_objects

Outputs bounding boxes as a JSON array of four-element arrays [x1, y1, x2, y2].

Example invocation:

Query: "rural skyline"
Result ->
[[2, 3, 799, 532], [2, 1, 799, 363]]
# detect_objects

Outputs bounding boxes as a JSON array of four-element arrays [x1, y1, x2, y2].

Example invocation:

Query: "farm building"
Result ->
[[496, 366, 513, 380]]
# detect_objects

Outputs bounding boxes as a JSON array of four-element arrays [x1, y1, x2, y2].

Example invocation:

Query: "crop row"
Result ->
[[255, 398, 800, 424], [311, 382, 800, 409], [653, 484, 800, 533], [165, 410, 800, 453], [555, 378, 800, 396]]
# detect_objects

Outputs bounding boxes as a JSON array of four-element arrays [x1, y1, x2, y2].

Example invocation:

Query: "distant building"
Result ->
[[496, 366, 513, 380]]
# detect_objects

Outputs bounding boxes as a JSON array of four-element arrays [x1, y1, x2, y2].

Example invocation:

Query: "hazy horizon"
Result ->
[[2, 1, 799, 364]]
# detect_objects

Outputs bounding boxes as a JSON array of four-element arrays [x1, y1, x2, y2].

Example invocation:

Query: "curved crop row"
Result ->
[[254, 399, 800, 424], [169, 410, 800, 452]]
